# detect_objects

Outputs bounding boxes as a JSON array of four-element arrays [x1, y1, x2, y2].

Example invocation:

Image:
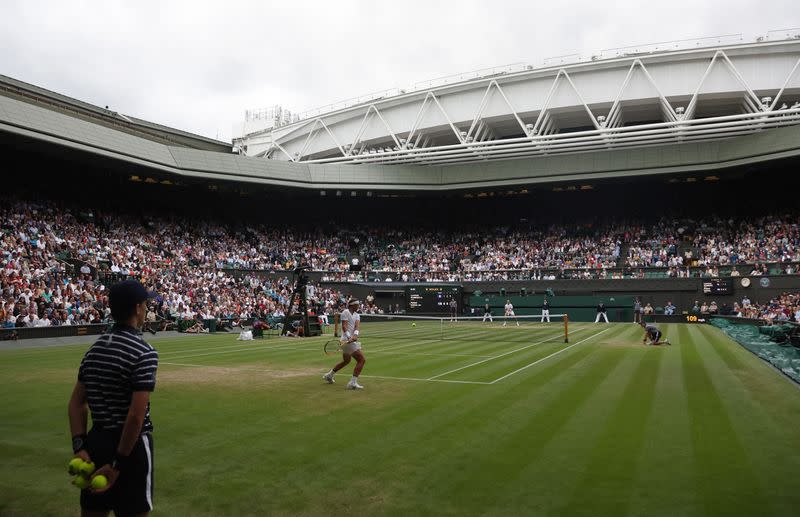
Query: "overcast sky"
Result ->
[[1, 0, 797, 143]]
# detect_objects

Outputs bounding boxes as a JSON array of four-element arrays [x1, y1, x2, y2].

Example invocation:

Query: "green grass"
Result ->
[[2, 322, 800, 516]]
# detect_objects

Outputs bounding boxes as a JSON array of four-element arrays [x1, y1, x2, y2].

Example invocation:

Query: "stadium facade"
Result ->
[[2, 35, 800, 191]]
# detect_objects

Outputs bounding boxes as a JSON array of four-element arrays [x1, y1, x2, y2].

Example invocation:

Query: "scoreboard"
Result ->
[[406, 285, 462, 313], [702, 278, 734, 295]]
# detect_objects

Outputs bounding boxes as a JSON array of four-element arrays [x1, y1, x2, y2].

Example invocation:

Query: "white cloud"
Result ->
[[0, 0, 795, 142]]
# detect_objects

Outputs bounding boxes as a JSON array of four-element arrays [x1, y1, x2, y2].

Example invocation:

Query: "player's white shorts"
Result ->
[[505, 311, 515, 317], [341, 340, 362, 355]]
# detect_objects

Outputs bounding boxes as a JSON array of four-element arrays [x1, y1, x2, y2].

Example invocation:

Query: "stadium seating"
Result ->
[[2, 195, 799, 329]]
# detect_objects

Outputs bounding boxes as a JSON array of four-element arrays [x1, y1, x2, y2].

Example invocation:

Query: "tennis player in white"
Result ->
[[323, 299, 366, 389], [503, 300, 519, 327]]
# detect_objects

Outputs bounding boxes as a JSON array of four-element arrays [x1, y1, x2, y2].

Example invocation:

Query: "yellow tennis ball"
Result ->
[[72, 476, 90, 489], [412, 322, 416, 327], [78, 461, 95, 477], [91, 475, 108, 490], [68, 458, 83, 475]]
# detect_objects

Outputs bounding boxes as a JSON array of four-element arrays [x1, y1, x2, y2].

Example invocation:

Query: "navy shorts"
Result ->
[[80, 428, 154, 516]]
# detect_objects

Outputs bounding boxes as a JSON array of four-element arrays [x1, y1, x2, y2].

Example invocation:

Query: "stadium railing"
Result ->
[[219, 261, 800, 282]]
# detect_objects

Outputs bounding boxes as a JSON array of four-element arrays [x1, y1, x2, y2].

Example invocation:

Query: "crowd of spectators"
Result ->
[[681, 293, 800, 323], [733, 293, 800, 323], [623, 215, 800, 269], [2, 197, 800, 328], [0, 199, 348, 329]]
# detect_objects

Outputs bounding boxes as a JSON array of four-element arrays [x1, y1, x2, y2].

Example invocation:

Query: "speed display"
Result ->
[[406, 285, 462, 313]]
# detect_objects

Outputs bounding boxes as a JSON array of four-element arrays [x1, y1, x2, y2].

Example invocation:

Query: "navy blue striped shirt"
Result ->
[[78, 325, 158, 433]]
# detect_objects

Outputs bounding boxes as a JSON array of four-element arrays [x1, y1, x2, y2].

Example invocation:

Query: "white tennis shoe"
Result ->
[[323, 372, 335, 384], [346, 381, 364, 390]]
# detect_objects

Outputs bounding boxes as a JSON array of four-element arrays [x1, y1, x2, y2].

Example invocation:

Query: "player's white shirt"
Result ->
[[340, 309, 361, 341], [504, 303, 515, 316]]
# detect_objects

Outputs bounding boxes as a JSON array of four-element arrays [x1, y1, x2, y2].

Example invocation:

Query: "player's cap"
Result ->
[[109, 280, 154, 310]]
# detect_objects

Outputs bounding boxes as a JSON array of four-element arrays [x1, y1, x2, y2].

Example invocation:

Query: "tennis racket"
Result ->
[[324, 339, 344, 356]]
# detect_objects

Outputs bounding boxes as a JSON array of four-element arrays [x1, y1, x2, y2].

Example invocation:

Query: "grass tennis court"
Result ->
[[2, 322, 800, 516]]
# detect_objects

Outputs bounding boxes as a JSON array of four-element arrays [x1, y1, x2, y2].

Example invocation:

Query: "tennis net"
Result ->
[[337, 313, 570, 343]]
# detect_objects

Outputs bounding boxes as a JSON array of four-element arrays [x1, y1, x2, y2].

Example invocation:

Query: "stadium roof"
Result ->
[[2, 72, 800, 191], [245, 39, 800, 166], [0, 74, 230, 152]]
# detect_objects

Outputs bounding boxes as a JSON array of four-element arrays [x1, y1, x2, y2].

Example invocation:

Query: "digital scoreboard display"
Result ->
[[406, 285, 462, 313], [702, 278, 734, 295]]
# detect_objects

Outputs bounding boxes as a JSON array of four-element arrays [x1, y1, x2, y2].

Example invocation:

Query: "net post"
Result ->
[[564, 313, 569, 343]]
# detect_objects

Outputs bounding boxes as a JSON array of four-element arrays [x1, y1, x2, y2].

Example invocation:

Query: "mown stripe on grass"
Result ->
[[692, 325, 800, 515], [681, 324, 769, 516], [482, 329, 654, 515], [371, 327, 571, 379], [280, 338, 608, 507], [555, 343, 664, 516], [437, 327, 596, 382], [490, 322, 633, 384], [456, 324, 627, 385], [418, 346, 630, 513], [488, 327, 613, 384], [627, 325, 700, 517], [431, 328, 580, 379]]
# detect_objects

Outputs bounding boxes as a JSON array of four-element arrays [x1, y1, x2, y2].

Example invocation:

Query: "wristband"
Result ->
[[111, 453, 132, 472], [72, 434, 88, 454]]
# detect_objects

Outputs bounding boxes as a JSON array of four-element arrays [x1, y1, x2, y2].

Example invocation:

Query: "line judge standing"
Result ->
[[68, 280, 159, 516], [482, 302, 493, 322], [449, 297, 458, 322], [595, 301, 609, 323]]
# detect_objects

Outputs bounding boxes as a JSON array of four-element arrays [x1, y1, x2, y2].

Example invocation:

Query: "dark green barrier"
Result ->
[[0, 324, 108, 341], [467, 294, 634, 322]]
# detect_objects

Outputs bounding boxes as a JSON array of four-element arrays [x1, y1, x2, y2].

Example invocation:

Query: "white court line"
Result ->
[[358, 374, 490, 385], [157, 338, 313, 357], [162, 326, 456, 362], [426, 327, 589, 380], [162, 361, 214, 367], [161, 361, 285, 372], [159, 323, 573, 364], [161, 340, 323, 361], [366, 337, 453, 352], [160, 362, 490, 385], [489, 327, 613, 384], [161, 330, 461, 363], [160, 361, 317, 376], [162, 326, 606, 387], [370, 350, 494, 358], [166, 324, 587, 363]]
